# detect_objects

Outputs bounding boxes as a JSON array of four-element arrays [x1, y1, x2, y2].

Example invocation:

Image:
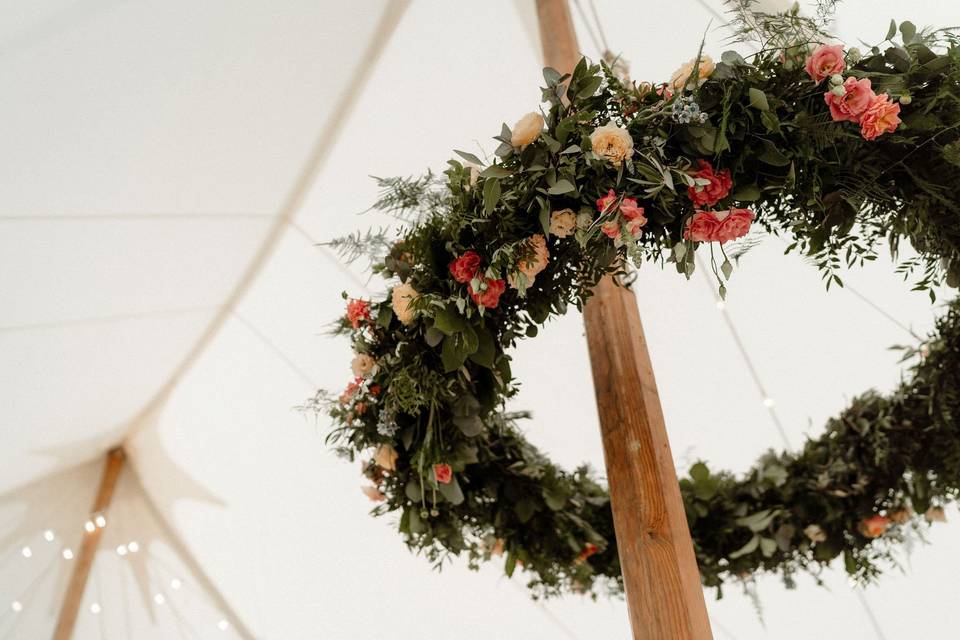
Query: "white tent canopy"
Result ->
[[2, 1, 958, 638]]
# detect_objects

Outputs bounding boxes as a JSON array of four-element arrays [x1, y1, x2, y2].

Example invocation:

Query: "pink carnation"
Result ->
[[804, 44, 845, 83], [596, 189, 618, 213], [601, 220, 621, 239], [468, 277, 506, 309], [824, 77, 875, 122], [687, 160, 732, 207], [859, 93, 901, 141], [619, 197, 645, 221], [858, 515, 890, 539], [346, 299, 371, 329]]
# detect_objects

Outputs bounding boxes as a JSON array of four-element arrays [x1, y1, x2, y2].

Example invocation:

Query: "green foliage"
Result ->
[[314, 12, 960, 599]]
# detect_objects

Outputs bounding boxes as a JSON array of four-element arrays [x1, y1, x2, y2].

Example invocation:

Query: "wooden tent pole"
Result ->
[[52, 447, 125, 640], [533, 2, 713, 638]]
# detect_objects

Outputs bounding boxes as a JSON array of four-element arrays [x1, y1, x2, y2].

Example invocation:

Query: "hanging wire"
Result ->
[[570, 0, 604, 56], [695, 254, 793, 449]]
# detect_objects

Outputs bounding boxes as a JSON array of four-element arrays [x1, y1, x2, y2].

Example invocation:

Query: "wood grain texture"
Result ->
[[534, 1, 712, 637], [52, 447, 125, 640]]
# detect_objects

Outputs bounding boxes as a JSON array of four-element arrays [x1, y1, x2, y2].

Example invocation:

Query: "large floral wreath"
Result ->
[[310, 8, 960, 598]]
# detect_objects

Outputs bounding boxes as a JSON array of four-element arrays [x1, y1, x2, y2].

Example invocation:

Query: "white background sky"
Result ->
[[2, 1, 959, 638]]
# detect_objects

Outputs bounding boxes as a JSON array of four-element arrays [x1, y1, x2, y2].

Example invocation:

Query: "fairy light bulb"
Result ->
[[90, 603, 101, 614], [62, 548, 74, 560], [154, 594, 165, 606], [94, 514, 107, 528], [170, 578, 182, 591], [21, 546, 32, 558], [127, 541, 139, 553], [84, 521, 96, 533], [116, 545, 128, 556], [43, 530, 55, 542], [11, 601, 22, 613], [217, 619, 230, 631], [763, 397, 776, 408]]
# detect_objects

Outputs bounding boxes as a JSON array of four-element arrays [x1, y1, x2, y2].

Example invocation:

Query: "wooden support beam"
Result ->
[[533, 2, 713, 638], [53, 447, 125, 640]]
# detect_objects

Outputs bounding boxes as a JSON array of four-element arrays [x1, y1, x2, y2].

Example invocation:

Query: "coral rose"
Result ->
[[391, 282, 419, 326], [346, 299, 371, 329], [925, 506, 947, 523], [590, 122, 634, 165], [824, 77, 875, 122], [374, 444, 398, 472], [684, 210, 722, 242], [669, 55, 715, 90], [714, 208, 755, 243], [433, 463, 453, 484], [361, 485, 386, 502], [449, 250, 482, 284], [601, 220, 621, 239], [468, 277, 506, 309], [575, 543, 599, 564], [596, 189, 618, 213], [511, 112, 544, 147], [859, 93, 901, 140], [549, 208, 577, 238], [490, 538, 505, 557], [687, 160, 732, 207], [858, 515, 890, 538], [804, 44, 845, 83], [350, 353, 376, 378]]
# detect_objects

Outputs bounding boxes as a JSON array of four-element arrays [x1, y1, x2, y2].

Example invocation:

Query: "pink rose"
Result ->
[[683, 210, 722, 242], [626, 217, 646, 237], [714, 208, 755, 243], [858, 515, 889, 538], [687, 160, 732, 207], [824, 77, 875, 122], [859, 93, 901, 140], [468, 277, 506, 309], [619, 197, 645, 221], [601, 220, 621, 238], [804, 44, 845, 83], [596, 189, 617, 213], [448, 250, 482, 284], [433, 463, 453, 484]]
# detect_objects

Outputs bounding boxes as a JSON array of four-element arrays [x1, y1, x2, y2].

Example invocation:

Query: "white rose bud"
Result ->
[[829, 74, 844, 86], [511, 112, 544, 148], [899, 94, 912, 105], [831, 85, 846, 97], [847, 47, 862, 63]]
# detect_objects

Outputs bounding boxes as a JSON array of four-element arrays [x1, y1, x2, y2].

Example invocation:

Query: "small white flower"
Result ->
[[830, 85, 846, 97], [829, 74, 844, 86]]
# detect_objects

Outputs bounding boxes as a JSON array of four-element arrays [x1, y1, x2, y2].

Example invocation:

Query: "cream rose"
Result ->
[[373, 444, 398, 472], [463, 162, 480, 190], [511, 112, 544, 147], [351, 353, 376, 378], [590, 122, 634, 165], [549, 208, 577, 238], [391, 282, 419, 326], [803, 524, 827, 543], [669, 55, 715, 91]]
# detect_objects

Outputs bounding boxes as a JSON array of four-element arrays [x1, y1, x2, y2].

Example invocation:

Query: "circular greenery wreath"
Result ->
[[310, 8, 960, 599]]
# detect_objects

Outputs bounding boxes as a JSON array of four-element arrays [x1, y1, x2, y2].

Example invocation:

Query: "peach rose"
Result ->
[[601, 220, 621, 239], [669, 55, 715, 90], [925, 506, 947, 523], [351, 353, 376, 378], [803, 524, 827, 543], [373, 444, 398, 472], [361, 485, 386, 502], [391, 282, 419, 326], [859, 93, 901, 141], [590, 122, 634, 165], [824, 77, 875, 122], [549, 208, 577, 238], [858, 515, 889, 538], [804, 44, 845, 83], [509, 234, 549, 289], [887, 507, 913, 525], [511, 112, 544, 147]]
